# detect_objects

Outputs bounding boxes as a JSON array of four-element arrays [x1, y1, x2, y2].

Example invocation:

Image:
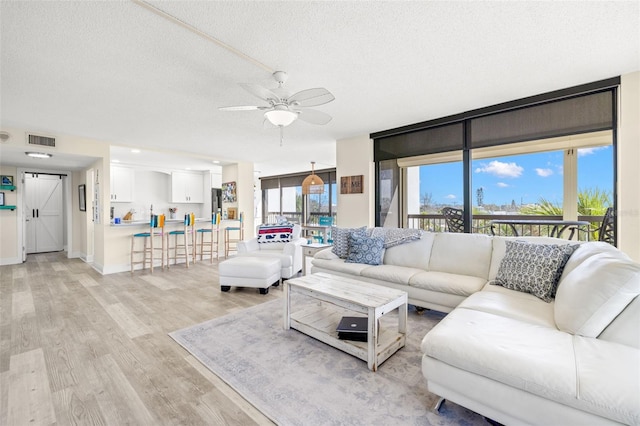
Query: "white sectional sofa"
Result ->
[[311, 231, 640, 425]]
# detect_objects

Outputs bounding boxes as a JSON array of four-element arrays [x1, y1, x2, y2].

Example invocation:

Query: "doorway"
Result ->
[[24, 172, 64, 254]]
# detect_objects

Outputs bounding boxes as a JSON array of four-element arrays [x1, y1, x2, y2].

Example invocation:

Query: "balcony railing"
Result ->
[[407, 214, 605, 241], [266, 212, 336, 225], [266, 212, 606, 241]]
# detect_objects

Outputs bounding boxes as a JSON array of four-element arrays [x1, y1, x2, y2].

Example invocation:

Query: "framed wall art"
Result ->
[[222, 181, 237, 203], [1, 175, 13, 186], [340, 175, 364, 194]]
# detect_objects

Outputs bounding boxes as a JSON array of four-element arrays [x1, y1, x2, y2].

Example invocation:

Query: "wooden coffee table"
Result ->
[[284, 273, 408, 371]]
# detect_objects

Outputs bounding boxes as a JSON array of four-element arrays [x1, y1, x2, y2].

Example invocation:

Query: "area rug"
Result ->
[[169, 297, 487, 426]]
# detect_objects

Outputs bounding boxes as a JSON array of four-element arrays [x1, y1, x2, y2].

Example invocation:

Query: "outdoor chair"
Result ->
[[596, 207, 615, 244], [442, 207, 465, 233], [442, 207, 492, 234]]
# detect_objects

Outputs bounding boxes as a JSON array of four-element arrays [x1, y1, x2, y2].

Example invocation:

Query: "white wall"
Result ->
[[0, 126, 109, 267], [618, 71, 640, 261], [0, 165, 19, 265], [222, 161, 255, 238], [406, 167, 420, 215], [335, 135, 375, 228]]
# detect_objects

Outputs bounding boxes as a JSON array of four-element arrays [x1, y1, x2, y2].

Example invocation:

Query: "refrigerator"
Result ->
[[211, 188, 222, 216]]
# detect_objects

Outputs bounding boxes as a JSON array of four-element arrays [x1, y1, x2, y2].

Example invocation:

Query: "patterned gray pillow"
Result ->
[[331, 226, 367, 259], [492, 240, 579, 302], [345, 233, 385, 265], [369, 227, 423, 248]]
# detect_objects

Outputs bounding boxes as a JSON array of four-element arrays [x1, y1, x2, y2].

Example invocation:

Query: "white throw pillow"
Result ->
[[554, 253, 640, 337]]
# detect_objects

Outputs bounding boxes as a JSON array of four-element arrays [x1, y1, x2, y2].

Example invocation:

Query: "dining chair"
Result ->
[[314, 216, 333, 243]]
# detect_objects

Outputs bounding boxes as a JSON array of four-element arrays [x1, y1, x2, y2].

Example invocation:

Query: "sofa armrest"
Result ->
[[283, 238, 306, 274], [314, 248, 338, 260], [238, 238, 259, 253]]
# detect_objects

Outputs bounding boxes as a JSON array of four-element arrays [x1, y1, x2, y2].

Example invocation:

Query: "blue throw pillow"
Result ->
[[332, 226, 367, 259], [345, 233, 385, 265]]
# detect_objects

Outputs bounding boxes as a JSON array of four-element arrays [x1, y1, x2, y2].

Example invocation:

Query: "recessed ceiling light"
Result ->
[[25, 152, 52, 159], [112, 159, 120, 163], [212, 160, 220, 164], [131, 149, 141, 153], [186, 167, 191, 170]]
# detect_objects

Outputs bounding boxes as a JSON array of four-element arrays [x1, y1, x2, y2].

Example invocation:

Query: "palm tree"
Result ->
[[520, 198, 563, 216], [577, 187, 612, 216], [520, 187, 611, 216]]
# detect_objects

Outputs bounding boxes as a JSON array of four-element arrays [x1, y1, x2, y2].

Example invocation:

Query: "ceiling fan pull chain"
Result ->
[[280, 126, 284, 147]]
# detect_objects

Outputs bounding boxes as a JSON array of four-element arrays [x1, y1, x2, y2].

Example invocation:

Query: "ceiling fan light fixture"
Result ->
[[25, 151, 52, 159], [264, 109, 298, 127]]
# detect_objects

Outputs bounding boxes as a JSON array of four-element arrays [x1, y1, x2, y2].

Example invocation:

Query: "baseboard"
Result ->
[[0, 256, 22, 266], [91, 261, 104, 275]]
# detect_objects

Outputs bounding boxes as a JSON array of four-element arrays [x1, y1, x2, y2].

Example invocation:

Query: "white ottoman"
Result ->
[[219, 256, 282, 294]]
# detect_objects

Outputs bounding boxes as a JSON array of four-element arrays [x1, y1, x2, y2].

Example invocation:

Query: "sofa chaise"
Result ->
[[310, 230, 639, 425]]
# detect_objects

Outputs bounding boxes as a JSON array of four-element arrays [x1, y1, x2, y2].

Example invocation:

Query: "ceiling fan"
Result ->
[[219, 71, 335, 129]]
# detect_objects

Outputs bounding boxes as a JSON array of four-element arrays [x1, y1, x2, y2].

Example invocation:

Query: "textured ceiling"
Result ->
[[1, 1, 638, 176]]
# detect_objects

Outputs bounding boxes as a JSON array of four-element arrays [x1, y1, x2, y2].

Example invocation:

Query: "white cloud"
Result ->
[[536, 168, 553, 177], [445, 194, 456, 199], [578, 146, 608, 157], [496, 182, 509, 188], [475, 160, 523, 178]]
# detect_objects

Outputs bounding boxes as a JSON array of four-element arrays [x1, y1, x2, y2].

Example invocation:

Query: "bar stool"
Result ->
[[168, 213, 195, 268], [130, 214, 166, 273], [224, 212, 244, 257], [197, 212, 221, 263]]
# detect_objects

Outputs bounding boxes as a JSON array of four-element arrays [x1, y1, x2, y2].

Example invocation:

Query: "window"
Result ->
[[260, 169, 337, 225], [372, 79, 618, 235], [472, 151, 564, 214], [577, 144, 613, 229], [378, 159, 399, 227]]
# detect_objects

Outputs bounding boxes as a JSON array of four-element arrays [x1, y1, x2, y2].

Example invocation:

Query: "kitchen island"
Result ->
[[102, 218, 243, 274]]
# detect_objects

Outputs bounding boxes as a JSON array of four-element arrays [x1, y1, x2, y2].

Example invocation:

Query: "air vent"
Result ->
[[28, 134, 56, 147]]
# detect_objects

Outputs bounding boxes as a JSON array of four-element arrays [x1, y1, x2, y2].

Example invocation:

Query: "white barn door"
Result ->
[[25, 173, 64, 254]]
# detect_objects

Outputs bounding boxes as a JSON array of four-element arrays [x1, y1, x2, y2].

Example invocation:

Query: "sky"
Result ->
[[418, 146, 613, 207]]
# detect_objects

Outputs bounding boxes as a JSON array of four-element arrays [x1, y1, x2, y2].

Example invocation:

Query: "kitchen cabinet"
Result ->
[[110, 166, 134, 202], [171, 171, 204, 203]]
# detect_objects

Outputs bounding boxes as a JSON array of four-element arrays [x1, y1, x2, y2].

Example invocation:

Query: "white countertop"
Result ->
[[110, 218, 209, 226]]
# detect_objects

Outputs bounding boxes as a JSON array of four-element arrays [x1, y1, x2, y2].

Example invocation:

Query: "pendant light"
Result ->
[[302, 162, 324, 195]]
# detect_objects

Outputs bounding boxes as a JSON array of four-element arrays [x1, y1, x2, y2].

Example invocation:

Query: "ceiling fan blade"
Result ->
[[297, 108, 332, 125], [288, 88, 335, 107], [219, 105, 267, 111], [239, 83, 280, 102]]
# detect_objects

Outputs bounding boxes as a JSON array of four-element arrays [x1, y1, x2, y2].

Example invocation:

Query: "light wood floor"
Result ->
[[0, 251, 280, 425]]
